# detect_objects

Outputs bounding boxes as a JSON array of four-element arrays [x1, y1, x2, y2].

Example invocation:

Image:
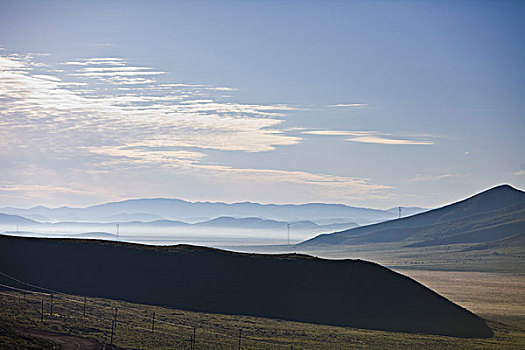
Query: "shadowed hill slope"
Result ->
[[299, 184, 525, 248], [0, 235, 491, 338]]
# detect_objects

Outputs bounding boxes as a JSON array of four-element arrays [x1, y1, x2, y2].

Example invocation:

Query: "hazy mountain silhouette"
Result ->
[[299, 184, 525, 248], [193, 216, 358, 231], [0, 200, 425, 225], [74, 231, 117, 238], [94, 213, 165, 222], [0, 213, 39, 225], [0, 214, 357, 237], [0, 235, 492, 338]]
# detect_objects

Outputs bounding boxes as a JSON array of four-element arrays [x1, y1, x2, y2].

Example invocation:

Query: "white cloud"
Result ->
[[407, 173, 466, 182], [346, 135, 434, 145], [327, 103, 367, 108], [79, 66, 160, 72], [0, 52, 392, 206], [73, 70, 165, 77], [303, 130, 434, 145], [303, 130, 367, 136], [0, 54, 300, 153], [63, 58, 126, 66]]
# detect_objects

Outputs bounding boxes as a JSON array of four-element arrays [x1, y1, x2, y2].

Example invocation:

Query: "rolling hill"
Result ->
[[298, 184, 525, 249], [0, 234, 491, 338]]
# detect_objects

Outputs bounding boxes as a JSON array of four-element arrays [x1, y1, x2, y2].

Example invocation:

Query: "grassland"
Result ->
[[1, 274, 524, 350], [395, 269, 525, 330], [286, 240, 525, 273]]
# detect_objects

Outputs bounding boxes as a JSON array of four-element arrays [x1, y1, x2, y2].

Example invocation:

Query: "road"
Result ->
[[18, 328, 105, 350]]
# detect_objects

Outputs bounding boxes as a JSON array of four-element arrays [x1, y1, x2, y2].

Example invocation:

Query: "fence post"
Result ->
[[50, 294, 53, 316], [193, 326, 196, 349], [110, 320, 114, 345], [41, 299, 44, 322], [83, 296, 86, 316], [152, 310, 155, 333], [238, 329, 242, 350]]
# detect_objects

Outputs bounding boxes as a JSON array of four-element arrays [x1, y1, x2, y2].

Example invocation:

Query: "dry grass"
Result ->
[[395, 269, 525, 329], [1, 274, 525, 350]]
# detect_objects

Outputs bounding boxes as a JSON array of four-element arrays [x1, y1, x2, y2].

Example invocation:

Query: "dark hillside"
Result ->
[[0, 235, 492, 338], [299, 185, 525, 247]]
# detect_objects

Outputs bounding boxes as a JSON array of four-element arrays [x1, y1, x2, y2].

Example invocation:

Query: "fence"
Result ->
[[0, 271, 356, 349]]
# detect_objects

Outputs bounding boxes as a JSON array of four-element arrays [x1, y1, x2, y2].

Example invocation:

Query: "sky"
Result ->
[[0, 0, 524, 209]]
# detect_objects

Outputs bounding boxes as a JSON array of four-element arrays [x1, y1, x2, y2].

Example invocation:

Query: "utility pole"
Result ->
[[83, 296, 86, 316], [50, 294, 53, 316], [41, 299, 44, 322]]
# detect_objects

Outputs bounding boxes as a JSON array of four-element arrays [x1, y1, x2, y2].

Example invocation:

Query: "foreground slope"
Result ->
[[299, 184, 525, 248], [0, 235, 491, 337]]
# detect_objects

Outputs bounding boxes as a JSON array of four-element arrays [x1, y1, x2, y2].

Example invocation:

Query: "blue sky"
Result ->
[[0, 0, 524, 209]]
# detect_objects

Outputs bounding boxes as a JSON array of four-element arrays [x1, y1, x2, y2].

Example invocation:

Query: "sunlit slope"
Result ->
[[0, 235, 492, 338], [299, 184, 525, 248]]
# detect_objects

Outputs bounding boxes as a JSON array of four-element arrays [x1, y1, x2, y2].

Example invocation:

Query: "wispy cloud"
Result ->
[[0, 51, 393, 205], [346, 135, 434, 145], [327, 103, 367, 108], [407, 173, 467, 182], [64, 57, 126, 66], [302, 130, 359, 136], [303, 130, 435, 145], [0, 53, 299, 153]]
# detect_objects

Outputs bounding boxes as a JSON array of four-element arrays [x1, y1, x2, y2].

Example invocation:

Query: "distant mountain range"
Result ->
[[0, 235, 492, 338], [298, 184, 525, 251], [0, 214, 358, 234], [0, 213, 37, 225], [0, 199, 426, 225]]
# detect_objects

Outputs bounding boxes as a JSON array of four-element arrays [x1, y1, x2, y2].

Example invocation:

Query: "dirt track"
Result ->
[[18, 328, 105, 350]]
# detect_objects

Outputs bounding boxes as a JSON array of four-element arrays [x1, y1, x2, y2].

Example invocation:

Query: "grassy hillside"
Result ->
[[0, 235, 492, 338], [1, 286, 523, 350], [299, 185, 525, 249]]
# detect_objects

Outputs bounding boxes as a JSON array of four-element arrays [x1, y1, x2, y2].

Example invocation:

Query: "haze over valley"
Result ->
[[0, 199, 427, 246]]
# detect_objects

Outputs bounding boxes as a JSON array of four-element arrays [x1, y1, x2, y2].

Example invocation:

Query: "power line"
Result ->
[[0, 270, 353, 349]]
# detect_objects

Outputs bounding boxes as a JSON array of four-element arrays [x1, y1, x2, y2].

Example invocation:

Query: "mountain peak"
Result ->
[[299, 184, 525, 248], [457, 184, 524, 208]]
